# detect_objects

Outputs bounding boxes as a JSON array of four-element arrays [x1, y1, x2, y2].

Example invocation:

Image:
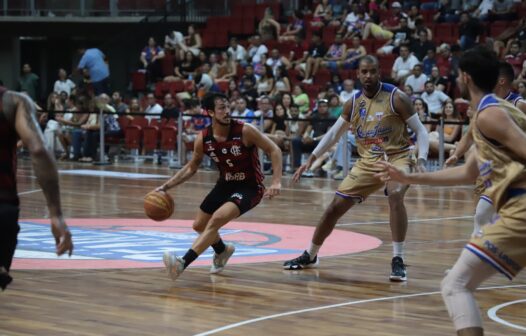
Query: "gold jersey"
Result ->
[[350, 82, 411, 160], [472, 94, 526, 211]]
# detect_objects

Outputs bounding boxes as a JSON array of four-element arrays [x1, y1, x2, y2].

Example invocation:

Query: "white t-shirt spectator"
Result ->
[[144, 103, 163, 122], [477, 0, 494, 16], [405, 74, 428, 94], [421, 90, 450, 114], [228, 45, 247, 63], [340, 89, 360, 104], [392, 55, 420, 79], [248, 44, 268, 64], [54, 79, 76, 96]]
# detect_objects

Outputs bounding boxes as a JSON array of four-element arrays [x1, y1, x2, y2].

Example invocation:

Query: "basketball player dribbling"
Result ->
[[284, 56, 430, 281], [446, 61, 526, 237], [0, 88, 73, 291], [157, 93, 282, 280], [377, 46, 526, 336]]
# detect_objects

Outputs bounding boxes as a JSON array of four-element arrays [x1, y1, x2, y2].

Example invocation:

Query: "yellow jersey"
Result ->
[[473, 94, 526, 210], [350, 82, 411, 160]]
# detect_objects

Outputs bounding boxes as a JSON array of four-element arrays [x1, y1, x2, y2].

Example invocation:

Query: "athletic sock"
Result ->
[[211, 239, 226, 254], [393, 241, 405, 259], [183, 249, 198, 269], [307, 242, 321, 261]]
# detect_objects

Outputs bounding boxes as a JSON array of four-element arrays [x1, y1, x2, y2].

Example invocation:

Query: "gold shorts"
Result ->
[[336, 151, 414, 203], [467, 192, 526, 279], [473, 175, 493, 206]]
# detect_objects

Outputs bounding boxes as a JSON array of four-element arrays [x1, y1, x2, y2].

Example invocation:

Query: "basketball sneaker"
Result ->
[[163, 251, 185, 280], [283, 251, 319, 270], [210, 243, 236, 274], [0, 267, 12, 291], [389, 256, 407, 281]]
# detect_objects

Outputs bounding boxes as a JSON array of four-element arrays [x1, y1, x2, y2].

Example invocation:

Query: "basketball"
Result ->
[[144, 191, 174, 221]]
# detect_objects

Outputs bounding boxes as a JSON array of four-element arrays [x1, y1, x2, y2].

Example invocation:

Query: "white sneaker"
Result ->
[[163, 251, 185, 280], [321, 161, 334, 172], [210, 243, 236, 274]]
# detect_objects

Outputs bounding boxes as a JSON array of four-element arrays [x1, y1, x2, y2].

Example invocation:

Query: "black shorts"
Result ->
[[200, 182, 265, 215], [0, 203, 20, 272]]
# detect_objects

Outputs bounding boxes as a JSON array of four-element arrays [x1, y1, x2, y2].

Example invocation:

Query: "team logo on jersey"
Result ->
[[359, 108, 367, 119], [230, 145, 242, 156], [231, 193, 243, 200]]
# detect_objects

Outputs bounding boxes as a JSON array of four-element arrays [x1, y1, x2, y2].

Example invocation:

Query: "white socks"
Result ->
[[393, 241, 405, 259], [473, 198, 495, 236], [307, 242, 321, 261]]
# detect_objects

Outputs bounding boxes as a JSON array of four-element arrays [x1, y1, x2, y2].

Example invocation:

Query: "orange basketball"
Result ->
[[144, 191, 174, 221]]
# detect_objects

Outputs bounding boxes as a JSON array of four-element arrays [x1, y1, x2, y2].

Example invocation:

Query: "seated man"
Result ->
[[291, 99, 332, 172]]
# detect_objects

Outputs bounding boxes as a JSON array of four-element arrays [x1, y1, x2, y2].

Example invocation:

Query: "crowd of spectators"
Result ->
[[12, 0, 526, 175]]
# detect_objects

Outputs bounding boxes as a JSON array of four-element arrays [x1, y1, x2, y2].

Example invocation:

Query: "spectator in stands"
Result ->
[[240, 76, 258, 110], [490, 0, 516, 21], [182, 99, 209, 157], [279, 10, 305, 42], [266, 103, 289, 149], [18, 63, 39, 101], [410, 29, 435, 61], [271, 66, 291, 98], [257, 65, 275, 96], [518, 81, 526, 99], [290, 34, 309, 72], [77, 46, 110, 96], [144, 92, 163, 122], [433, 0, 459, 23], [340, 79, 359, 103], [226, 79, 239, 99], [474, 0, 494, 21], [53, 68, 75, 96], [128, 97, 141, 120], [435, 43, 452, 77], [377, 17, 412, 56], [422, 48, 437, 76], [164, 30, 184, 57], [302, 32, 326, 84], [76, 99, 100, 163], [504, 40, 525, 76], [406, 5, 423, 30], [331, 0, 346, 24], [458, 12, 482, 51], [239, 64, 257, 90], [340, 6, 369, 39], [391, 45, 420, 83], [405, 64, 427, 95], [258, 7, 281, 41], [111, 91, 129, 115], [328, 94, 343, 118], [140, 37, 165, 84], [194, 72, 217, 98], [428, 101, 461, 155], [248, 35, 269, 65], [227, 37, 247, 65], [267, 48, 290, 77], [412, 18, 433, 41], [330, 73, 343, 94], [403, 85, 417, 101], [179, 24, 202, 56], [254, 95, 274, 131], [232, 96, 254, 122], [170, 51, 199, 81], [361, 20, 394, 41], [413, 97, 432, 132], [54, 95, 81, 160], [382, 1, 405, 30], [161, 93, 179, 120], [428, 66, 448, 91], [342, 36, 366, 70], [291, 99, 332, 172], [312, 0, 333, 28], [292, 84, 310, 116], [421, 80, 451, 117], [321, 33, 347, 72], [212, 51, 237, 84]]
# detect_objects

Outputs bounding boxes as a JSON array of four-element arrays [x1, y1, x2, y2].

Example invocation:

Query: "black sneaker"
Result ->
[[389, 256, 407, 282], [0, 268, 13, 291], [283, 250, 319, 270]]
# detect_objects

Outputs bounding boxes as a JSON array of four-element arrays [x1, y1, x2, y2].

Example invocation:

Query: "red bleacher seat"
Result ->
[[131, 72, 146, 92], [490, 21, 509, 38], [314, 68, 331, 86], [160, 126, 178, 151], [125, 125, 141, 150], [142, 125, 159, 152], [361, 39, 375, 54]]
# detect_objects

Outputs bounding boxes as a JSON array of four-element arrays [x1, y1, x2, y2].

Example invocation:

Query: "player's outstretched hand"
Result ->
[[374, 161, 410, 184], [292, 156, 316, 183], [444, 154, 458, 168], [264, 182, 281, 199], [51, 216, 73, 256]]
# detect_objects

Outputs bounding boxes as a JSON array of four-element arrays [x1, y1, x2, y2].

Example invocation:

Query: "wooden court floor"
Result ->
[[1, 159, 525, 336]]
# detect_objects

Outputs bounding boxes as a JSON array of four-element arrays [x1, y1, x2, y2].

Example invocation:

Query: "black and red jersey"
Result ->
[[202, 120, 264, 185], [0, 87, 19, 205]]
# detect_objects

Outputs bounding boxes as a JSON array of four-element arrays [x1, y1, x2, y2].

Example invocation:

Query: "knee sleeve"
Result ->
[[441, 249, 496, 331], [474, 198, 495, 229]]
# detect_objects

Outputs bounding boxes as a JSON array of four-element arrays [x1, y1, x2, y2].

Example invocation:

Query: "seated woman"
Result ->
[[256, 65, 275, 96], [265, 103, 290, 149], [180, 24, 202, 56], [279, 10, 305, 42], [165, 51, 199, 82], [428, 101, 462, 157], [312, 0, 333, 28], [342, 36, 367, 70], [140, 37, 165, 83], [212, 51, 237, 84], [270, 66, 291, 98]]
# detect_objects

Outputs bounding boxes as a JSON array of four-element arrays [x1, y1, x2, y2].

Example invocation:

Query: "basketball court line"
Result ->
[[193, 284, 526, 336], [18, 189, 42, 196], [487, 298, 526, 332], [337, 215, 474, 226]]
